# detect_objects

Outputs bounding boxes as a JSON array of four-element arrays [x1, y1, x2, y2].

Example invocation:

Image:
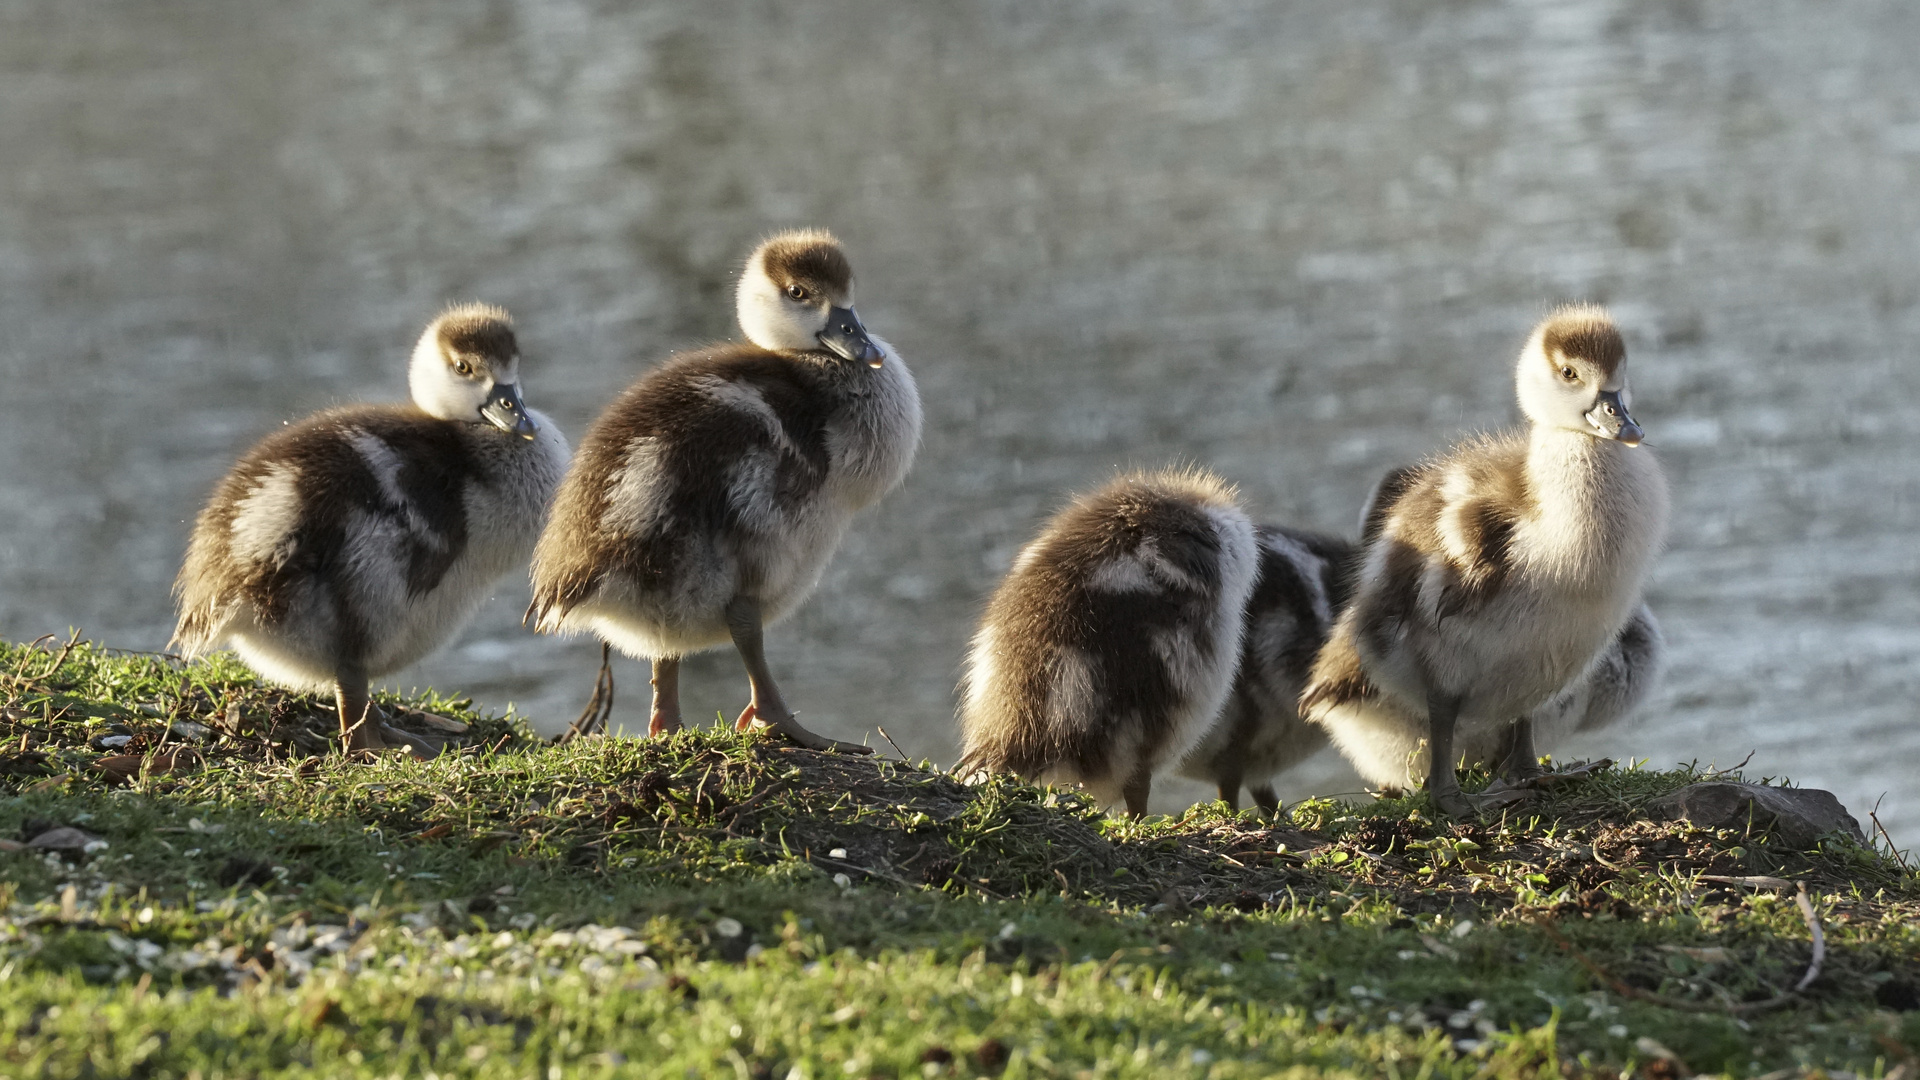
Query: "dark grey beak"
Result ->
[[818, 306, 884, 368], [480, 381, 538, 440], [1584, 389, 1643, 447]]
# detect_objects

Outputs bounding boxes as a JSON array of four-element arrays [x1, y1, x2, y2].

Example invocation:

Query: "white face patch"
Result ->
[[409, 337, 496, 422], [229, 463, 303, 564], [736, 254, 832, 352]]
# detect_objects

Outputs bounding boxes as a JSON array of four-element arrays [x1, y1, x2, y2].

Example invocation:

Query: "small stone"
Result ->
[[1647, 782, 1866, 848], [168, 721, 213, 744], [27, 826, 102, 851]]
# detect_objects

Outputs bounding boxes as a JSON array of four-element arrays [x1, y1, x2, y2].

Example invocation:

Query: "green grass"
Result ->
[[2, 636, 1917, 1079]]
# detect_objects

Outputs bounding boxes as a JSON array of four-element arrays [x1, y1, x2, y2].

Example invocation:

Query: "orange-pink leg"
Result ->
[[724, 596, 870, 754], [335, 670, 388, 754], [648, 657, 682, 737]]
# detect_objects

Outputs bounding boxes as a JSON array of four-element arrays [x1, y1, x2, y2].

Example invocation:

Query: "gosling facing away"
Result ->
[[1299, 306, 1669, 817], [958, 468, 1259, 816], [172, 305, 570, 754], [528, 230, 921, 754]]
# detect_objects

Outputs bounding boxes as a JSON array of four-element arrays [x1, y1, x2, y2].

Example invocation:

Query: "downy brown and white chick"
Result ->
[[528, 230, 921, 753], [958, 468, 1259, 815], [1299, 306, 1669, 816], [173, 305, 569, 754], [1184, 464, 1665, 813]]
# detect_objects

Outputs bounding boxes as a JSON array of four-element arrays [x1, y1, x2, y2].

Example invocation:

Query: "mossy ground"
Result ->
[[1, 636, 1917, 1079]]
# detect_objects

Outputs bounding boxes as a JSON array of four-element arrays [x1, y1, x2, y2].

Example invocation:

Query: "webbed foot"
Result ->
[[1432, 785, 1536, 818], [1431, 786, 1477, 819], [377, 722, 442, 761], [648, 708, 683, 737], [739, 704, 873, 755]]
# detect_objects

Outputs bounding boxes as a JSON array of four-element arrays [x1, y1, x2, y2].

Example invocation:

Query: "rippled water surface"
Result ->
[[4, 2, 1917, 833]]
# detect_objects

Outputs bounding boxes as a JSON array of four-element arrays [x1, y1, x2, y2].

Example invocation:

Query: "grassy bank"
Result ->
[[1, 637, 1916, 1079]]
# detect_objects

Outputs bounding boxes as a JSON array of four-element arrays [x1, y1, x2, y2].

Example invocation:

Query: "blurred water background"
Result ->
[[4, 1, 1917, 833]]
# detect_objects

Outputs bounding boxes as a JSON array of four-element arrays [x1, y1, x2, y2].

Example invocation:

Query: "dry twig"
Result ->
[[876, 726, 910, 761], [1870, 794, 1909, 869], [1792, 882, 1825, 993], [558, 643, 615, 744]]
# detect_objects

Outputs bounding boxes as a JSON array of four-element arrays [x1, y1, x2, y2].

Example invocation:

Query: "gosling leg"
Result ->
[[1122, 764, 1153, 819], [724, 595, 871, 754], [1497, 716, 1546, 782], [649, 656, 682, 737], [1425, 691, 1474, 819], [1215, 759, 1245, 811], [335, 671, 432, 757], [1248, 783, 1281, 816]]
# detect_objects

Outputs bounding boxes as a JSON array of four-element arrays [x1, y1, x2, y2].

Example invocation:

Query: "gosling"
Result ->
[[957, 468, 1259, 816], [528, 230, 921, 753], [1184, 467, 1666, 812], [172, 305, 570, 754], [1300, 306, 1669, 816]]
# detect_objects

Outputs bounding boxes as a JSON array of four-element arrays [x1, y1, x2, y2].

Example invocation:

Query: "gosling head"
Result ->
[[409, 303, 538, 439], [736, 229, 884, 367], [1515, 304, 1643, 446]]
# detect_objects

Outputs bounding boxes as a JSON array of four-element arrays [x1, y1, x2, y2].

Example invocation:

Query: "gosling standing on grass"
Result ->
[[1182, 464, 1666, 814], [528, 230, 921, 753], [1299, 306, 1669, 816], [958, 468, 1259, 815], [172, 306, 570, 754]]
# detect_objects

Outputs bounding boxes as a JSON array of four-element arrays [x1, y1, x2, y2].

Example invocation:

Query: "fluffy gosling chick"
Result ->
[[958, 468, 1259, 815], [1187, 467, 1665, 812], [527, 230, 921, 753], [1300, 306, 1669, 816], [172, 305, 570, 753]]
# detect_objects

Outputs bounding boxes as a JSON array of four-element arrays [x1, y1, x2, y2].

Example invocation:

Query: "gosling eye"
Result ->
[[785, 284, 809, 302], [451, 358, 474, 378], [1559, 365, 1579, 383]]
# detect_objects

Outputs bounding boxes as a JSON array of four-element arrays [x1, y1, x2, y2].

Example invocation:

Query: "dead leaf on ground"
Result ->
[[91, 755, 141, 783]]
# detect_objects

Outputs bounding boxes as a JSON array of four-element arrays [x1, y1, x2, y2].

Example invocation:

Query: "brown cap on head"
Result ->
[[754, 229, 854, 303], [434, 303, 518, 360], [1539, 304, 1625, 380]]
